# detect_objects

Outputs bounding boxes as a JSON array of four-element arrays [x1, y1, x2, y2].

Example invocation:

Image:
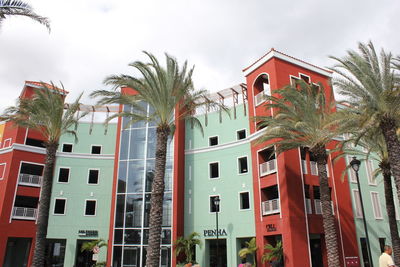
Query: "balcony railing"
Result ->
[[259, 159, 277, 177], [301, 160, 308, 174], [306, 198, 312, 214], [310, 161, 318, 176], [255, 91, 267, 106], [314, 200, 334, 215], [262, 199, 280, 216], [12, 207, 37, 220], [19, 173, 42, 187]]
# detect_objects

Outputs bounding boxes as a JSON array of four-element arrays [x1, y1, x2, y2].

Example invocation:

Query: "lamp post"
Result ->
[[214, 196, 220, 267], [350, 156, 374, 267]]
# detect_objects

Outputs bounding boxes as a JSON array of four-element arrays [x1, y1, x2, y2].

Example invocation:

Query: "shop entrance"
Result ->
[[75, 239, 95, 267], [3, 237, 31, 267], [207, 239, 227, 267], [310, 235, 323, 267]]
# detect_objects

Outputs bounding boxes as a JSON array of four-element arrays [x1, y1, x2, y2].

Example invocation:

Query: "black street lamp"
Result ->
[[350, 156, 374, 267], [214, 196, 220, 267]]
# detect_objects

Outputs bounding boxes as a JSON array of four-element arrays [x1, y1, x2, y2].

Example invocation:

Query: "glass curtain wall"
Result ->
[[113, 103, 173, 267]]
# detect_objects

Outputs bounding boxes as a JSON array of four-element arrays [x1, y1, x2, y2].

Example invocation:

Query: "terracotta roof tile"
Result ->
[[25, 81, 69, 95]]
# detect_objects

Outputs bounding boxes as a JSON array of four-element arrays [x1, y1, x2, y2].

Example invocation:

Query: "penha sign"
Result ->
[[203, 229, 227, 237]]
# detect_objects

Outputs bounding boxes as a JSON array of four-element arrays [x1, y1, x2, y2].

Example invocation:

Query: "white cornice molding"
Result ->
[[243, 50, 332, 78]]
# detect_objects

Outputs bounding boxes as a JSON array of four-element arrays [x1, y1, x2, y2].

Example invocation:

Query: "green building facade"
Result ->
[[46, 122, 117, 266], [184, 103, 256, 267]]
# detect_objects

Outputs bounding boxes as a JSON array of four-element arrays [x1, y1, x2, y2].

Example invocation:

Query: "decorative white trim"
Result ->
[[243, 50, 332, 77], [370, 191, 383, 219], [0, 163, 6, 179], [3, 138, 12, 148]]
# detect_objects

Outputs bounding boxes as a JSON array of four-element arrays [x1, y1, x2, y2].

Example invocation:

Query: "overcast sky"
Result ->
[[0, 0, 398, 111]]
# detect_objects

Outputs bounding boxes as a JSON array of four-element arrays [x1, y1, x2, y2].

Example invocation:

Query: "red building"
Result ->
[[0, 82, 67, 267], [244, 49, 360, 267]]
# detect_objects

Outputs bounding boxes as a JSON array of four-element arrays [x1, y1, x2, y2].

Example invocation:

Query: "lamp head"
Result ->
[[350, 156, 361, 172], [213, 196, 220, 206]]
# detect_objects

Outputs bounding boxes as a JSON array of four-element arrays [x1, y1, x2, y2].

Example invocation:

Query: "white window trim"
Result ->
[[352, 189, 363, 218], [253, 72, 271, 107], [238, 191, 251, 211], [3, 138, 12, 148], [289, 75, 300, 86], [236, 129, 247, 140], [208, 161, 220, 180], [0, 163, 6, 180], [84, 199, 97, 216], [90, 144, 102, 154], [209, 195, 221, 214], [87, 168, 100, 185], [53, 198, 67, 215], [208, 135, 219, 147], [57, 167, 70, 184], [366, 160, 377, 186], [61, 143, 74, 153], [298, 72, 311, 83], [347, 156, 358, 183], [370, 191, 383, 219], [237, 155, 249, 175]]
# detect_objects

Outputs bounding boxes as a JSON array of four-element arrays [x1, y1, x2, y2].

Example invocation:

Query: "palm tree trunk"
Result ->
[[381, 163, 400, 264], [314, 146, 340, 267], [380, 118, 400, 210], [146, 126, 170, 267], [32, 143, 58, 267]]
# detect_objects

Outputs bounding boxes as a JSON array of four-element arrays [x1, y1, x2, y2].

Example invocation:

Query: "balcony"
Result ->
[[255, 91, 267, 106], [306, 198, 312, 214], [301, 160, 308, 174], [12, 207, 37, 220], [259, 159, 277, 177], [262, 198, 280, 216], [310, 161, 318, 176], [314, 200, 334, 215], [18, 173, 42, 187]]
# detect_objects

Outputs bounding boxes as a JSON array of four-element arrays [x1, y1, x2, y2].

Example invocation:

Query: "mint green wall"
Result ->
[[347, 155, 400, 265], [184, 105, 255, 267], [47, 122, 117, 266]]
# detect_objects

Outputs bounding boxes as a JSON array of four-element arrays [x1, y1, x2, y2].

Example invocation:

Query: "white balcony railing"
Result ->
[[255, 91, 267, 106], [306, 198, 312, 214], [262, 199, 280, 216], [12, 207, 37, 220], [310, 161, 318, 176], [301, 160, 308, 174], [259, 159, 277, 177], [314, 200, 334, 215], [19, 173, 42, 187]]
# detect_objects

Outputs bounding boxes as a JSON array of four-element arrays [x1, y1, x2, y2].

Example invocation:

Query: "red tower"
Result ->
[[243, 49, 360, 267]]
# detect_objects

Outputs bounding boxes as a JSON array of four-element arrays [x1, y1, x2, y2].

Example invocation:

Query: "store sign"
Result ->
[[78, 230, 98, 237], [266, 224, 276, 232], [203, 229, 227, 237], [345, 256, 359, 267]]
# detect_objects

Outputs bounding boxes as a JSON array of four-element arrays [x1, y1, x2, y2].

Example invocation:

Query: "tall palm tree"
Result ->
[[256, 80, 348, 267], [91, 52, 225, 267], [238, 237, 258, 267], [341, 131, 400, 264], [0, 0, 50, 31], [330, 41, 400, 209], [0, 83, 84, 267], [175, 232, 202, 264]]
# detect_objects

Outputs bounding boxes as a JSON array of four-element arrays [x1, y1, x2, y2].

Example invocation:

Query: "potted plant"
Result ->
[[238, 237, 258, 267], [175, 232, 202, 265], [262, 241, 283, 267]]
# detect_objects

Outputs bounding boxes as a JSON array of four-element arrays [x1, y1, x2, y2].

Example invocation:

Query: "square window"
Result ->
[[54, 199, 66, 215], [210, 196, 220, 212], [62, 144, 73, 152], [209, 136, 218, 146], [91, 145, 101, 154], [237, 130, 246, 140], [88, 169, 99, 184], [238, 157, 248, 174], [240, 192, 250, 210], [85, 200, 96, 216], [58, 168, 70, 183], [209, 162, 219, 179]]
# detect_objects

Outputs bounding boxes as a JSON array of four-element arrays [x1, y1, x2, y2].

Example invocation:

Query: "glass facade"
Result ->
[[112, 103, 173, 267]]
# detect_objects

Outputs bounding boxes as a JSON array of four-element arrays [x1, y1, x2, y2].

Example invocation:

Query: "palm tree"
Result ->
[[0, 83, 85, 267], [238, 237, 258, 267], [329, 41, 400, 210], [175, 232, 202, 264], [256, 80, 348, 267], [0, 0, 50, 31], [340, 131, 400, 264], [90, 52, 225, 267], [261, 241, 283, 266]]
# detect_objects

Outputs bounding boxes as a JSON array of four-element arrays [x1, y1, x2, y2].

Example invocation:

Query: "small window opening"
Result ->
[[240, 192, 250, 210], [238, 157, 248, 174], [88, 170, 99, 184], [237, 130, 246, 140], [91, 145, 101, 154], [54, 199, 66, 215], [62, 144, 73, 152], [209, 163, 219, 179], [85, 200, 96, 216], [209, 136, 218, 146], [58, 168, 70, 183]]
